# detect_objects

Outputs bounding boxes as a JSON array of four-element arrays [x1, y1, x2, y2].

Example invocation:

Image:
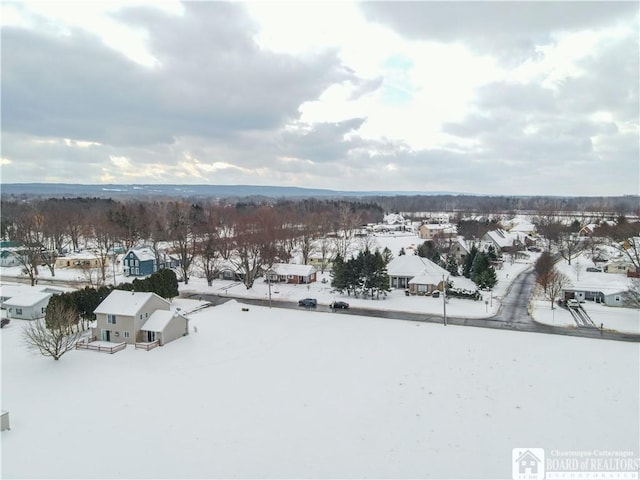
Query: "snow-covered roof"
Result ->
[[269, 263, 317, 277], [126, 247, 156, 262], [58, 250, 100, 261], [141, 310, 182, 332], [484, 229, 520, 248], [387, 255, 449, 278], [383, 213, 405, 225], [94, 290, 168, 316], [3, 291, 52, 307]]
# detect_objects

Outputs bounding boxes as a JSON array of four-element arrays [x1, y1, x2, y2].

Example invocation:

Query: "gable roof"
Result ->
[[387, 255, 448, 278], [125, 247, 156, 262], [94, 290, 169, 316], [268, 263, 317, 277], [3, 291, 52, 308]]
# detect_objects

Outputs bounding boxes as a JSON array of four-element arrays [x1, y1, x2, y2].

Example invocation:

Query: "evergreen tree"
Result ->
[[399, 247, 406, 256], [330, 253, 348, 293], [486, 244, 497, 261], [382, 246, 393, 264], [471, 251, 490, 285], [477, 266, 498, 289], [463, 245, 478, 278], [445, 255, 459, 276]]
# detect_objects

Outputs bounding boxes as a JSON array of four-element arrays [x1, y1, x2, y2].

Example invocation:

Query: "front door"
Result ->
[[147, 331, 156, 342], [101, 329, 111, 342]]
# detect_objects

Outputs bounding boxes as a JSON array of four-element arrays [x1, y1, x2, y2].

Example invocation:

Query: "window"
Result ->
[[123, 331, 130, 339], [16, 308, 22, 315], [615, 296, 621, 302], [145, 312, 148, 318], [107, 314, 116, 324]]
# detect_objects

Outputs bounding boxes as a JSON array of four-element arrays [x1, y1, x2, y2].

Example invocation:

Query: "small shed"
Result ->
[[3, 292, 53, 320], [139, 311, 189, 346]]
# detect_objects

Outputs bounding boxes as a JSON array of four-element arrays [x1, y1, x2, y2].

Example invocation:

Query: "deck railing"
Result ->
[[135, 340, 160, 351], [76, 339, 126, 354]]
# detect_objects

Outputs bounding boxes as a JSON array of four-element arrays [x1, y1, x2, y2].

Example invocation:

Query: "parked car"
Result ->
[[586, 267, 603, 272], [431, 291, 440, 298], [0, 318, 9, 328], [330, 301, 349, 309], [298, 298, 317, 307], [567, 299, 580, 308]]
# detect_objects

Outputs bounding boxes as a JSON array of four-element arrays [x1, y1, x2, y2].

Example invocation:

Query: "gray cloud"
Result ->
[[1, 2, 353, 147], [360, 1, 638, 64]]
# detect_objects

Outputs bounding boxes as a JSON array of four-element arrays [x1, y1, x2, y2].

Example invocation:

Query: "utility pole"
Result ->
[[268, 276, 272, 308], [442, 274, 447, 326]]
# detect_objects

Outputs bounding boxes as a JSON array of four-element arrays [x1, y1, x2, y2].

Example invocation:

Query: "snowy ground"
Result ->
[[1, 299, 638, 479]]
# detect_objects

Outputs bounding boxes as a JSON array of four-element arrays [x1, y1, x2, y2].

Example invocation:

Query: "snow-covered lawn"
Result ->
[[2, 299, 638, 479]]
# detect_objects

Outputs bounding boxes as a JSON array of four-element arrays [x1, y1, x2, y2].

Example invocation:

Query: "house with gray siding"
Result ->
[[93, 290, 187, 345]]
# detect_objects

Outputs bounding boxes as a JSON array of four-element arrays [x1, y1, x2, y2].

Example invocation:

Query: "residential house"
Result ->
[[562, 281, 629, 307], [93, 290, 187, 345], [482, 229, 525, 254], [3, 292, 52, 320], [605, 261, 635, 274], [387, 255, 449, 292], [449, 238, 470, 264], [123, 247, 180, 277], [418, 224, 456, 241], [265, 263, 317, 284], [217, 260, 245, 281], [0, 248, 23, 267], [55, 251, 105, 269]]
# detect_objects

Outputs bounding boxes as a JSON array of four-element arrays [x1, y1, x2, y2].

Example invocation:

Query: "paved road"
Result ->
[[183, 268, 640, 343], [4, 272, 637, 342]]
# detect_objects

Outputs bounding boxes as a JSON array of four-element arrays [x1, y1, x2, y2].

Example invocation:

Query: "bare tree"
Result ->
[[558, 234, 582, 265], [539, 269, 571, 309], [623, 280, 640, 308], [23, 303, 81, 361], [14, 208, 46, 286], [534, 251, 555, 294], [333, 204, 362, 259]]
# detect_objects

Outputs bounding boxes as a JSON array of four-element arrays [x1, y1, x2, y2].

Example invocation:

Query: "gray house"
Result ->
[[93, 290, 188, 345], [3, 292, 52, 320]]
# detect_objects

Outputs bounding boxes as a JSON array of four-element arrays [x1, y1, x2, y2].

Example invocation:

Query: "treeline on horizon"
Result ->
[[1, 192, 638, 217]]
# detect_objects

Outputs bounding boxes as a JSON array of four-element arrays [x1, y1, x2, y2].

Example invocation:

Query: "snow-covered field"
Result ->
[[1, 298, 638, 479]]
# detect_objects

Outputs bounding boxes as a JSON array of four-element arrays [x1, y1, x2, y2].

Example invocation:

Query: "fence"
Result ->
[[76, 338, 127, 354], [135, 340, 160, 351]]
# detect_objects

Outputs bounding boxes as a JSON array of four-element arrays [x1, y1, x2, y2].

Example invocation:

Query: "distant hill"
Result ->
[[0, 183, 463, 199]]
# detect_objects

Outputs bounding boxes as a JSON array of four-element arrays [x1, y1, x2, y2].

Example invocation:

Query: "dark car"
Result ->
[[586, 267, 603, 272], [330, 301, 349, 309], [1, 318, 10, 328], [298, 298, 317, 307]]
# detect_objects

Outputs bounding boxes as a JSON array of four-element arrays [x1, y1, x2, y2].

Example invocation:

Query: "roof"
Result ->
[[141, 310, 184, 332], [126, 247, 156, 262], [94, 290, 169, 316], [3, 291, 52, 308], [387, 255, 449, 278], [268, 263, 317, 276], [484, 229, 519, 248]]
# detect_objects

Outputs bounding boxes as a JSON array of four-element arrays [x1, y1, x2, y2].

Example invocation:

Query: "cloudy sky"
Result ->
[[1, 1, 638, 195]]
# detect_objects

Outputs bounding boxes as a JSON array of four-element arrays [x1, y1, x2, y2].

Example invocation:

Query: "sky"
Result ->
[[1, 1, 638, 196]]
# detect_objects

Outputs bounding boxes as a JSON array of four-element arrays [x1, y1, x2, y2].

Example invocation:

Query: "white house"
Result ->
[[387, 255, 449, 292], [3, 292, 53, 320]]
